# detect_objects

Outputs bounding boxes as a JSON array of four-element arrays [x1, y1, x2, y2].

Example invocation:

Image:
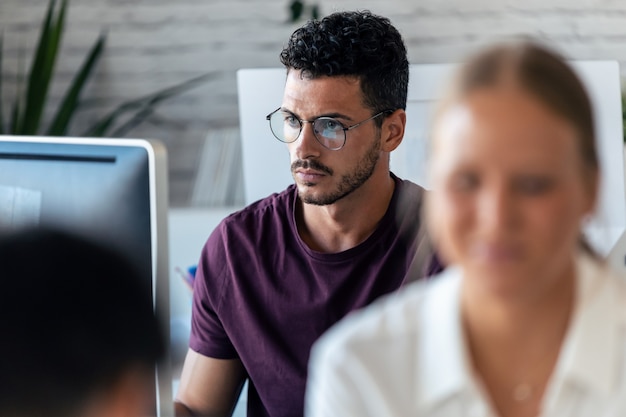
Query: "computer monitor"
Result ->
[[237, 61, 625, 270], [0, 135, 173, 417]]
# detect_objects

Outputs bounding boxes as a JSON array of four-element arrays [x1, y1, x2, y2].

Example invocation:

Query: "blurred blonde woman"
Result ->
[[305, 40, 626, 417]]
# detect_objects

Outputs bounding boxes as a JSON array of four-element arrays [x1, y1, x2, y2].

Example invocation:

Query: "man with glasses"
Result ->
[[175, 10, 439, 417]]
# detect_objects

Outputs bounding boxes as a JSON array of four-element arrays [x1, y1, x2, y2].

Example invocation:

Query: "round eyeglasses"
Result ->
[[266, 108, 392, 151]]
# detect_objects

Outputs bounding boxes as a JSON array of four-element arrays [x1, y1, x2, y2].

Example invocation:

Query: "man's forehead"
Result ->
[[281, 74, 366, 118]]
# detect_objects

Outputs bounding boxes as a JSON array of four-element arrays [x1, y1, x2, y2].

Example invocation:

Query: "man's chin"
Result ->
[[298, 187, 329, 206], [299, 191, 326, 206], [298, 187, 348, 206]]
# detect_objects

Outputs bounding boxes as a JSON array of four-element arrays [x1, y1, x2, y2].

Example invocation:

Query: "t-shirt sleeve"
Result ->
[[188, 221, 239, 359]]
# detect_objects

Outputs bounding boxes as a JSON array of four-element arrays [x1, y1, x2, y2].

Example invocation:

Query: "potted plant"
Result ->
[[0, 0, 213, 137]]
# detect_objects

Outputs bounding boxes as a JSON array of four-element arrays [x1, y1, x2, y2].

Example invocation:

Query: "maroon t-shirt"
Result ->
[[190, 174, 437, 417]]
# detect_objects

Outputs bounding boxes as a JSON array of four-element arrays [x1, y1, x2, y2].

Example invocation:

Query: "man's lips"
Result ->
[[295, 169, 326, 182], [291, 159, 333, 180]]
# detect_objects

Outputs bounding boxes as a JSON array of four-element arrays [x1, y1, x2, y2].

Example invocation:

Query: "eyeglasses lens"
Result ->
[[268, 111, 346, 150]]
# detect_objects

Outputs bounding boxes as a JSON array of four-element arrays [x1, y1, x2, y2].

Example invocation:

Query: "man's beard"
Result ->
[[293, 134, 381, 206]]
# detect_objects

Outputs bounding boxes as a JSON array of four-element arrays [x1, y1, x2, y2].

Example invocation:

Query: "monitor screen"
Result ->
[[0, 135, 173, 417]]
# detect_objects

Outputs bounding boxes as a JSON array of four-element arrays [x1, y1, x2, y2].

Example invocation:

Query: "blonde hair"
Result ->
[[435, 39, 598, 175]]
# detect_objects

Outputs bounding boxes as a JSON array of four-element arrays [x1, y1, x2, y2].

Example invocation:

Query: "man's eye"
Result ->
[[319, 118, 342, 132], [284, 115, 300, 128]]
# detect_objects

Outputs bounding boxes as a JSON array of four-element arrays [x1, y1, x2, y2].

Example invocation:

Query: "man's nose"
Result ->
[[292, 121, 322, 158]]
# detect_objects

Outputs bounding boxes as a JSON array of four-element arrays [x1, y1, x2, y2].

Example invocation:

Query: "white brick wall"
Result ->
[[1, 0, 625, 205]]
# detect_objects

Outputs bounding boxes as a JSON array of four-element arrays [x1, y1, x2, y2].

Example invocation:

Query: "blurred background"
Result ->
[[2, 0, 626, 208]]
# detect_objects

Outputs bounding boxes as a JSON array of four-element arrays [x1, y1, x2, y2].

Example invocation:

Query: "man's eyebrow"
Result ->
[[279, 107, 354, 121]]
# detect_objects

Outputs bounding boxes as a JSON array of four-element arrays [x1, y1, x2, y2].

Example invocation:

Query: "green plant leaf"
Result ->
[[10, 102, 20, 134], [9, 45, 27, 134], [311, 4, 320, 20], [47, 31, 106, 136], [289, 0, 304, 22], [18, 0, 67, 135], [0, 32, 5, 134], [4, 0, 214, 140], [110, 106, 156, 137], [83, 72, 217, 137]]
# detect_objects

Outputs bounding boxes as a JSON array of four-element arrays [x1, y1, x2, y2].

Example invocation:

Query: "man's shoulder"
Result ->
[[393, 174, 427, 203], [199, 185, 297, 281], [388, 173, 428, 235]]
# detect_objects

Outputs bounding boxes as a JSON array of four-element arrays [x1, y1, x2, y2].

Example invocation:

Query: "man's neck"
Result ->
[[296, 173, 396, 253]]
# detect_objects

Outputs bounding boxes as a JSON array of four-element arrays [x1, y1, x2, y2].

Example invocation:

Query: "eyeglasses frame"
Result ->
[[266, 108, 394, 151]]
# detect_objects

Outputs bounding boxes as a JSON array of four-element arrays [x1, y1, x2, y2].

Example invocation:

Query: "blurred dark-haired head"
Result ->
[[0, 228, 165, 417]]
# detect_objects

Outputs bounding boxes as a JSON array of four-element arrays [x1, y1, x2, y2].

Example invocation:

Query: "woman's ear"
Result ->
[[381, 109, 406, 152]]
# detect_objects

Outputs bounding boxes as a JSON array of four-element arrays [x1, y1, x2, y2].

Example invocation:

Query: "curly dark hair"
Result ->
[[280, 10, 409, 122]]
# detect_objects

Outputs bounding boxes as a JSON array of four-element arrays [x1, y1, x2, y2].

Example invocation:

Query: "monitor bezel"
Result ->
[[0, 134, 173, 417]]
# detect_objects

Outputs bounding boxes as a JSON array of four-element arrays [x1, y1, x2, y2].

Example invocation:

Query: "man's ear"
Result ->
[[381, 109, 406, 152]]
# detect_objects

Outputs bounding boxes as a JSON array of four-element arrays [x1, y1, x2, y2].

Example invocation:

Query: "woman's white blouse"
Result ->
[[305, 255, 626, 417]]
